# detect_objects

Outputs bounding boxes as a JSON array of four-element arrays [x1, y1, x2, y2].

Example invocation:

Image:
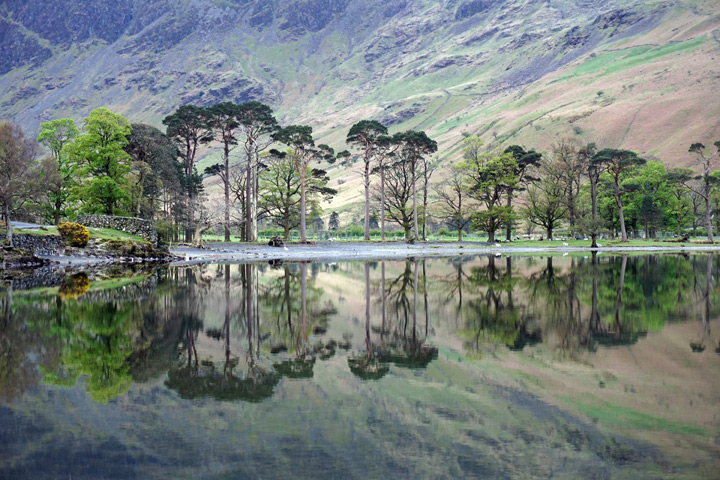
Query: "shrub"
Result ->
[[59, 273, 90, 299], [58, 222, 90, 247]]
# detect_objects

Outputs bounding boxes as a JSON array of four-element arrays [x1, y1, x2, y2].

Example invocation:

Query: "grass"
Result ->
[[564, 398, 708, 438]]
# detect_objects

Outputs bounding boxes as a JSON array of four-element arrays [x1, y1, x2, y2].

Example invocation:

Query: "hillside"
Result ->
[[2, 0, 720, 216]]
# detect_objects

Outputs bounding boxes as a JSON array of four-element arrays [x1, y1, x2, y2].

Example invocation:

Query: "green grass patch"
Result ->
[[554, 36, 706, 83], [564, 398, 707, 437]]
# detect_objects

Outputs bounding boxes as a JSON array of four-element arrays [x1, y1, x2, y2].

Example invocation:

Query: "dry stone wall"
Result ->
[[0, 233, 65, 255], [76, 215, 158, 244]]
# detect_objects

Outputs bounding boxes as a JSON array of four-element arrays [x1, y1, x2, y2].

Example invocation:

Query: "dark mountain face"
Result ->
[[1, 0, 717, 166]]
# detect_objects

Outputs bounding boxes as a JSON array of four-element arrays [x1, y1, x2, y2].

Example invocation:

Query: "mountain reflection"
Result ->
[[0, 253, 718, 404]]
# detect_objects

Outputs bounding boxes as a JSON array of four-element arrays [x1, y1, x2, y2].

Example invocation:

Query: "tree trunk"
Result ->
[[246, 157, 252, 243], [300, 171, 307, 243], [251, 152, 258, 242], [487, 229, 495, 243], [422, 167, 429, 242], [457, 225, 463, 242], [224, 143, 231, 242], [615, 182, 628, 242], [505, 191, 513, 241], [590, 174, 599, 248], [412, 163, 419, 242], [4, 204, 13, 248], [705, 189, 713, 243], [364, 160, 370, 241], [380, 166, 386, 241], [547, 226, 552, 241]]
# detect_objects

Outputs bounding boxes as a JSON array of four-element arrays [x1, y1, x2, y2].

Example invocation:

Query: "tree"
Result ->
[[272, 125, 335, 243], [64, 107, 133, 215], [433, 164, 473, 241], [666, 168, 694, 237], [236, 101, 278, 242], [459, 138, 518, 243], [372, 134, 401, 240], [579, 143, 602, 247], [393, 130, 438, 242], [206, 102, 244, 242], [503, 145, 541, 240], [258, 149, 335, 240], [591, 149, 646, 242], [346, 120, 388, 240], [374, 155, 416, 240], [163, 105, 213, 240], [124, 124, 182, 220], [553, 139, 586, 235], [37, 119, 79, 224], [329, 211, 340, 231], [0, 122, 41, 247], [523, 156, 568, 240], [683, 141, 720, 243]]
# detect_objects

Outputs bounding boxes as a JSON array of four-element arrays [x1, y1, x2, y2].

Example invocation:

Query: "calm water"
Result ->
[[1, 254, 719, 479]]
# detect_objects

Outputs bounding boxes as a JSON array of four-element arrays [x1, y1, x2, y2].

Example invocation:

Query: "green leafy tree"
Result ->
[[124, 123, 182, 220], [272, 125, 335, 242], [206, 102, 243, 242], [329, 211, 340, 231], [64, 107, 133, 215], [37, 119, 79, 224], [503, 145, 541, 240], [0, 121, 41, 246], [459, 138, 518, 243], [666, 168, 694, 237], [162, 105, 213, 240], [591, 149, 646, 242], [258, 149, 336, 240], [346, 120, 388, 241]]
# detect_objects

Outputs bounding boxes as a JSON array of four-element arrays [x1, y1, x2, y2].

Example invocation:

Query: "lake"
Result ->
[[1, 253, 719, 479]]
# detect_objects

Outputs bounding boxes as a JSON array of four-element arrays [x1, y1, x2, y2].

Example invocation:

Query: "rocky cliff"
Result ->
[[1, 0, 719, 175]]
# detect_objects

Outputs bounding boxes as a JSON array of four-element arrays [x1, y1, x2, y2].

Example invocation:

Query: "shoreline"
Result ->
[[2, 241, 714, 268], [166, 241, 720, 265]]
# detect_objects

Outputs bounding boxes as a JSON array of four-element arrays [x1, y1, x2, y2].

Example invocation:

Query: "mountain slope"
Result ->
[[2, 0, 720, 215]]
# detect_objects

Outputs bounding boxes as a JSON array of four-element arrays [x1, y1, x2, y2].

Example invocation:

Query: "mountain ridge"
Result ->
[[2, 0, 719, 178]]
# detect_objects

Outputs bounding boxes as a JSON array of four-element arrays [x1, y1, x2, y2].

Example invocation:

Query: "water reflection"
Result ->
[[0, 253, 718, 406]]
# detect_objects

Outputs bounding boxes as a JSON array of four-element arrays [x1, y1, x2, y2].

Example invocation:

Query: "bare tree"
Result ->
[[683, 141, 720, 243], [0, 122, 41, 247], [432, 164, 473, 241]]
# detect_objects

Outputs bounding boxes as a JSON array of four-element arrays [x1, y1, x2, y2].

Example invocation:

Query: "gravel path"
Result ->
[[168, 241, 720, 265]]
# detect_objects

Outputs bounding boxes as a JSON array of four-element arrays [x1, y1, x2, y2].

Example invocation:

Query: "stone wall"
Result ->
[[0, 233, 65, 255], [76, 215, 158, 244]]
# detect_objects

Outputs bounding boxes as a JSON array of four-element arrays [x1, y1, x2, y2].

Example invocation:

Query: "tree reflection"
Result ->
[[166, 263, 280, 402], [375, 260, 437, 370], [348, 262, 390, 380]]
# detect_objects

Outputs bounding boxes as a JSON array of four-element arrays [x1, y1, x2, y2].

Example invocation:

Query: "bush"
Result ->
[[436, 227, 451, 237], [59, 273, 90, 299], [58, 222, 90, 247]]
